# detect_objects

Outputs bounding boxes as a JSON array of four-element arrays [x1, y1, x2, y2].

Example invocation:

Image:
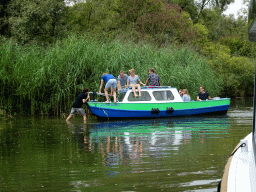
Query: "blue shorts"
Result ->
[[105, 79, 117, 89]]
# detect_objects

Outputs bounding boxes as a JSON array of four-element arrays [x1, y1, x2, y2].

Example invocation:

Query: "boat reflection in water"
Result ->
[[69, 116, 230, 171]]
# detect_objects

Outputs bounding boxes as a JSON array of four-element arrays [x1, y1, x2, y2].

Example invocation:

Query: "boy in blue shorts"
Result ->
[[99, 73, 117, 103]]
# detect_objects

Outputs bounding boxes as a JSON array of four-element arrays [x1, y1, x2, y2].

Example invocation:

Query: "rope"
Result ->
[[229, 143, 246, 157]]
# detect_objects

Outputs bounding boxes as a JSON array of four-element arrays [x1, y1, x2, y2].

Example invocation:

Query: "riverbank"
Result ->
[[0, 35, 222, 115]]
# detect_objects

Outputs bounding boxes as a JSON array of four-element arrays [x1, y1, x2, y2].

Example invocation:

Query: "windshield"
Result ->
[[128, 91, 152, 102], [118, 92, 126, 102]]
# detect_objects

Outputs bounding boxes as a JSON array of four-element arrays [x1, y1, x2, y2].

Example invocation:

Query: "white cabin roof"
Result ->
[[118, 86, 184, 103]]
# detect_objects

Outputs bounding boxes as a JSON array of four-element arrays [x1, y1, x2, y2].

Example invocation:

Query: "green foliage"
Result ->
[[67, 1, 95, 33], [193, 23, 209, 45], [219, 36, 256, 58], [201, 41, 254, 96], [1, 0, 67, 44], [0, 35, 220, 114], [66, 0, 198, 45], [0, 0, 11, 36], [201, 42, 231, 57], [166, 0, 198, 20], [198, 8, 226, 42], [135, 4, 196, 43], [195, 0, 234, 19]]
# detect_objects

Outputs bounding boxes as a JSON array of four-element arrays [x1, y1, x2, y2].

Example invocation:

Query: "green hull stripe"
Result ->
[[88, 99, 230, 111]]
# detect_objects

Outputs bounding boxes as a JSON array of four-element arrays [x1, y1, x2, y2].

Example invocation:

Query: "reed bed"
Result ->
[[0, 35, 222, 115]]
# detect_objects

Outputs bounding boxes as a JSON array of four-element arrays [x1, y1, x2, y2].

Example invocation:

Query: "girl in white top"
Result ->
[[127, 69, 145, 97], [182, 89, 191, 101]]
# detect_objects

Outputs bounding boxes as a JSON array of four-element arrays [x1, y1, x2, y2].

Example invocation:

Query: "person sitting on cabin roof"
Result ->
[[99, 73, 117, 103], [117, 70, 128, 90], [182, 89, 191, 101], [66, 88, 90, 123], [145, 68, 160, 86], [127, 69, 145, 97], [197, 86, 211, 101]]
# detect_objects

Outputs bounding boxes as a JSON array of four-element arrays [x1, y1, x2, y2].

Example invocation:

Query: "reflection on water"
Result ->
[[0, 98, 253, 192], [64, 117, 232, 191]]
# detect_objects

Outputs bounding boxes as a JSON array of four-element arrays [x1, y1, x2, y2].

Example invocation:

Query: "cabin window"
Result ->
[[118, 92, 126, 102], [128, 91, 151, 102], [153, 91, 174, 101]]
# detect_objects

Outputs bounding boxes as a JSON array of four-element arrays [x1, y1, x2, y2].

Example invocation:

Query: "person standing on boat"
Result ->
[[145, 68, 160, 86], [99, 73, 117, 103], [66, 88, 90, 122], [182, 89, 191, 101], [117, 70, 128, 90], [127, 69, 145, 97], [197, 86, 211, 101]]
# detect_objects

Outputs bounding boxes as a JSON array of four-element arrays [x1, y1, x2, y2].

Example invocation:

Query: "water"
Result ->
[[0, 98, 253, 192]]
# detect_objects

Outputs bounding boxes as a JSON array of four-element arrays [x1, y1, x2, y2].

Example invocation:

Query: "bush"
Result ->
[[202, 42, 254, 96]]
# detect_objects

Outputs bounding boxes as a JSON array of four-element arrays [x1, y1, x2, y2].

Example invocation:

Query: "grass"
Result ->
[[0, 35, 222, 115]]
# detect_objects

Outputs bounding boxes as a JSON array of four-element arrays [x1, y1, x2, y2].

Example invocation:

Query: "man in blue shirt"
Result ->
[[66, 88, 90, 122], [99, 73, 117, 103]]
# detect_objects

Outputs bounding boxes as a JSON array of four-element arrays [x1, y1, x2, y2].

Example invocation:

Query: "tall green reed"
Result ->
[[0, 35, 222, 115]]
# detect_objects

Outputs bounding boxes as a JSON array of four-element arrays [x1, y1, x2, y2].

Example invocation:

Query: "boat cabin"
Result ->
[[117, 86, 183, 103]]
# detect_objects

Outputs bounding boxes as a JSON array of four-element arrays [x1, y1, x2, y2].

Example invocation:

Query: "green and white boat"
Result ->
[[87, 86, 230, 119]]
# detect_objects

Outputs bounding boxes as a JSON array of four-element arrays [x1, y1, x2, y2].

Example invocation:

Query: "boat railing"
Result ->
[[88, 92, 114, 102], [122, 86, 173, 90]]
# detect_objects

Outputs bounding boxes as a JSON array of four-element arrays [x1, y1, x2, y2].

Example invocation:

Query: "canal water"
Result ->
[[0, 98, 253, 192]]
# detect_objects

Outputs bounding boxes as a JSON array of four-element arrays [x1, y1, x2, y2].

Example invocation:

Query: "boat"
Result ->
[[87, 86, 230, 119], [217, 2, 256, 191]]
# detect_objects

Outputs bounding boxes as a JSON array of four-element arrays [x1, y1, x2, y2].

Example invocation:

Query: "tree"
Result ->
[[166, 0, 198, 21], [5, 0, 67, 44], [195, 0, 234, 17], [198, 8, 229, 42], [0, 0, 12, 36]]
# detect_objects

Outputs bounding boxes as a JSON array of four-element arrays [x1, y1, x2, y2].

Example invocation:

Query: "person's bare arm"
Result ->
[[99, 79, 104, 93], [197, 96, 201, 101], [145, 79, 149, 85], [118, 81, 121, 90], [208, 96, 212, 100], [139, 81, 145, 86], [83, 94, 90, 103]]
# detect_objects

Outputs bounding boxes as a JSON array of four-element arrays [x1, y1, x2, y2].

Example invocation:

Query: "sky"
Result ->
[[223, 0, 248, 18]]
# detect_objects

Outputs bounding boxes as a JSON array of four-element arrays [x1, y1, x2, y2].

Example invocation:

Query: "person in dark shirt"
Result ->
[[145, 68, 160, 86], [197, 86, 211, 101], [66, 88, 90, 122]]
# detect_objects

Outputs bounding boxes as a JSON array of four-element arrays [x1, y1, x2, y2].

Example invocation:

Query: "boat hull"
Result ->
[[218, 132, 256, 192], [87, 99, 230, 119]]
